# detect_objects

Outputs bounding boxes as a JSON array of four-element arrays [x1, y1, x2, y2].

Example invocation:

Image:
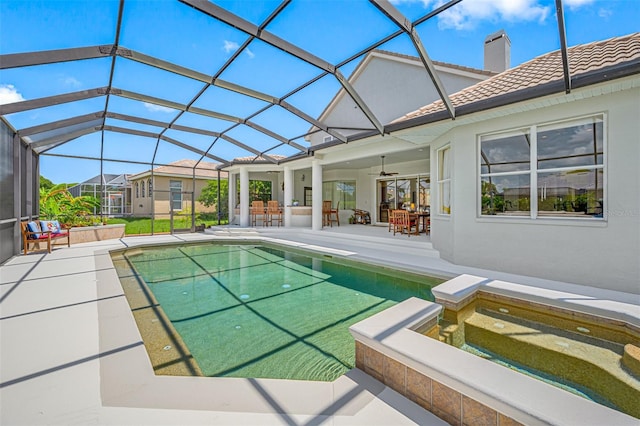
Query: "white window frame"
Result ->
[[437, 145, 452, 216], [170, 180, 183, 211], [478, 114, 606, 221]]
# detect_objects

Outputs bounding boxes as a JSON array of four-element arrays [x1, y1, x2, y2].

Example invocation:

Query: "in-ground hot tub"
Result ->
[[349, 274, 639, 425]]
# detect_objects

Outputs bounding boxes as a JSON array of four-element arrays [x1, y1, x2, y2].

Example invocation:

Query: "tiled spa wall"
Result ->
[[354, 341, 523, 426]]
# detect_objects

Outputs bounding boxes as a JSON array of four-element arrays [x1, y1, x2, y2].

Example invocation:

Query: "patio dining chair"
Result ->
[[251, 200, 266, 226], [329, 201, 340, 226], [392, 210, 419, 237], [266, 200, 283, 227]]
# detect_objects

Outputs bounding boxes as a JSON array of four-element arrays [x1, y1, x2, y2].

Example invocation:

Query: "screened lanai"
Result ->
[[2, 0, 636, 264]]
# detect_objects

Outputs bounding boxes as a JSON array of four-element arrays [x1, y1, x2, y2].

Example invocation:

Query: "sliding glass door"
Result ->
[[377, 175, 430, 223]]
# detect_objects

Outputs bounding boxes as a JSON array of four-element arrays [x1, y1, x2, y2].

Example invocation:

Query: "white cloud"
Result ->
[[564, 0, 595, 10], [223, 40, 240, 54], [0, 84, 25, 105], [438, 0, 550, 30], [223, 40, 255, 59], [389, 0, 550, 30], [597, 7, 612, 18], [60, 76, 82, 88], [143, 102, 175, 113]]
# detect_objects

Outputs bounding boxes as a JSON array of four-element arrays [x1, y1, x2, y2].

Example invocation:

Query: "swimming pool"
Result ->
[[112, 242, 443, 381]]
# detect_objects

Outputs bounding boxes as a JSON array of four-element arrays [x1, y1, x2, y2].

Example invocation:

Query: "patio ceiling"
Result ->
[[0, 0, 571, 175]]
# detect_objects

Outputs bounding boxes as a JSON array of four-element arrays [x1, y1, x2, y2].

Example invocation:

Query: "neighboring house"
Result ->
[[68, 173, 131, 216], [129, 160, 227, 218], [305, 35, 501, 146]]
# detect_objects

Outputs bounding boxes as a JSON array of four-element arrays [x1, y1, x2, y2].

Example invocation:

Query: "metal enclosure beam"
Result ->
[[0, 45, 114, 69], [160, 135, 228, 163], [0, 88, 106, 115], [555, 0, 571, 93], [369, 0, 455, 119], [33, 127, 99, 152], [116, 47, 212, 83], [180, 0, 335, 73], [181, 0, 383, 136], [219, 134, 277, 163], [18, 112, 105, 137]]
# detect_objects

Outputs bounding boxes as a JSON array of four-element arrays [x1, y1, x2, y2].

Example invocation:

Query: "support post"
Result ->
[[284, 166, 293, 227], [312, 160, 323, 231], [239, 167, 249, 227]]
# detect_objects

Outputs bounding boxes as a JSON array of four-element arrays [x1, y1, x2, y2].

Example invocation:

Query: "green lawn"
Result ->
[[106, 215, 228, 235]]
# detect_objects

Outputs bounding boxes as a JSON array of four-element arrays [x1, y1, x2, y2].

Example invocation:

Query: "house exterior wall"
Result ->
[[430, 82, 640, 294], [309, 56, 488, 145], [131, 175, 216, 217]]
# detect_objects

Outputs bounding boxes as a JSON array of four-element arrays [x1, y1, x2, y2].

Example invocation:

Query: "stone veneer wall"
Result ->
[[68, 224, 125, 244], [355, 341, 523, 426]]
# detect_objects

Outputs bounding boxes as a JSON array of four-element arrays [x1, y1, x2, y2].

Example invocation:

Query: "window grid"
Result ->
[[437, 146, 451, 215], [479, 115, 605, 220]]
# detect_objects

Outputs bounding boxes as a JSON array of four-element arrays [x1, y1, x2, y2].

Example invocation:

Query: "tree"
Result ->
[[39, 185, 100, 226], [198, 179, 229, 218], [39, 175, 55, 191]]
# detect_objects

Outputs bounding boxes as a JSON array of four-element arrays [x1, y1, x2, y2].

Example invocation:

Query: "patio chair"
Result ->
[[329, 201, 340, 226], [322, 200, 333, 227], [266, 200, 283, 227], [387, 209, 395, 232], [251, 200, 266, 226], [392, 210, 419, 237]]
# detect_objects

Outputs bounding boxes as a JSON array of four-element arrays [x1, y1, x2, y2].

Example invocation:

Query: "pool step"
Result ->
[[464, 310, 640, 417]]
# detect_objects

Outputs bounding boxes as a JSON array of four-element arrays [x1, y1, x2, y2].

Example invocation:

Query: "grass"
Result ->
[[106, 215, 228, 235]]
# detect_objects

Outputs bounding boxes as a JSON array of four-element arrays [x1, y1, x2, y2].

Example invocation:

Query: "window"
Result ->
[[437, 146, 451, 215], [304, 187, 312, 206], [322, 181, 356, 210], [236, 179, 272, 204], [479, 115, 604, 219], [141, 180, 145, 198], [170, 180, 182, 211], [480, 129, 530, 216], [147, 178, 152, 197], [135, 182, 139, 198]]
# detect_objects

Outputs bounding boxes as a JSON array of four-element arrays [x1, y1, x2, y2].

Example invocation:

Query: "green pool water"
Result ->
[[123, 242, 441, 381]]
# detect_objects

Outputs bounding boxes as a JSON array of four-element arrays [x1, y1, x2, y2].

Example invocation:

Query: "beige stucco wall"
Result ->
[[429, 79, 640, 293], [130, 175, 218, 217]]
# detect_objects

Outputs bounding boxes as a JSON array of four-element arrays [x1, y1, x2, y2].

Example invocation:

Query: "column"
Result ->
[[312, 160, 323, 231], [239, 167, 249, 227], [283, 166, 293, 227], [228, 172, 236, 225]]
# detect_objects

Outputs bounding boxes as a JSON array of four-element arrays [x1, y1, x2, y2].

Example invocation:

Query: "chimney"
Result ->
[[484, 30, 511, 73]]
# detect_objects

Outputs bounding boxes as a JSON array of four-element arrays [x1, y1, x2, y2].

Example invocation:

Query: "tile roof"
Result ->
[[374, 49, 496, 77], [233, 154, 287, 163], [394, 32, 640, 123], [131, 159, 226, 179]]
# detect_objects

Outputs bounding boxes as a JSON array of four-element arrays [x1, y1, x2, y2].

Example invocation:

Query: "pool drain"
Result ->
[[282, 284, 291, 289], [163, 345, 172, 351], [240, 294, 250, 300]]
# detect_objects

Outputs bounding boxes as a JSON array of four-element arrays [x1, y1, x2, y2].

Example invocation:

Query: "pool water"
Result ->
[[122, 243, 441, 381]]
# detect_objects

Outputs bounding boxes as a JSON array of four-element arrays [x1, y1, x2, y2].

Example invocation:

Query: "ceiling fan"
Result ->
[[370, 155, 399, 177]]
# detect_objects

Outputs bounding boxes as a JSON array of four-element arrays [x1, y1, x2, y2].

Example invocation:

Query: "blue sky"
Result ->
[[1, 0, 638, 184]]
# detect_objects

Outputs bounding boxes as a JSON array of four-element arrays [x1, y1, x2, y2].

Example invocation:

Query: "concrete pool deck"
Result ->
[[1, 226, 637, 425]]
